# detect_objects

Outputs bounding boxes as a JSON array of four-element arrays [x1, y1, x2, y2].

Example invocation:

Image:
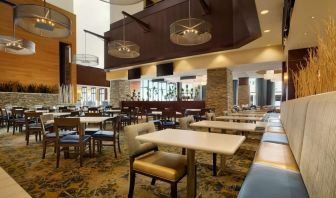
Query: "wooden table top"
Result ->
[[190, 121, 257, 132], [0, 167, 31, 197], [136, 129, 246, 155], [216, 116, 263, 121]]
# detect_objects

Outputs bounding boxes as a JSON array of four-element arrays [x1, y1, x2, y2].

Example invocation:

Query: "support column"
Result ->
[[206, 68, 233, 115], [110, 80, 131, 107], [233, 80, 238, 105], [238, 77, 250, 106]]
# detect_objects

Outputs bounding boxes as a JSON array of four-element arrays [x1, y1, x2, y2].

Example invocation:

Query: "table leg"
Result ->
[[187, 149, 196, 198]]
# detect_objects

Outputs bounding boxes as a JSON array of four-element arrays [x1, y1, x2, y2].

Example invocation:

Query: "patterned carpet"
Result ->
[[0, 126, 260, 198]]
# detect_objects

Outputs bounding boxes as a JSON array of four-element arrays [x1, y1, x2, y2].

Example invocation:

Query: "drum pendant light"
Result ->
[[170, 0, 211, 46], [72, 31, 99, 66], [14, 0, 71, 38], [108, 15, 140, 59]]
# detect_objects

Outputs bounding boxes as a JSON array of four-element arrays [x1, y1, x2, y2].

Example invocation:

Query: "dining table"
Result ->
[[190, 120, 257, 133], [136, 129, 246, 198], [216, 116, 263, 123], [43, 112, 71, 117], [0, 167, 31, 197], [227, 112, 266, 117]]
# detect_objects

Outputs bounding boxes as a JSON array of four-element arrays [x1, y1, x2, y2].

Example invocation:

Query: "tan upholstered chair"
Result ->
[[205, 112, 216, 121], [124, 122, 187, 198]]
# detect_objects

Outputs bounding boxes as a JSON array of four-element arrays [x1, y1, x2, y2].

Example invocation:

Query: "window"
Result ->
[[140, 80, 177, 101], [249, 78, 256, 105], [99, 88, 105, 102], [91, 88, 96, 102], [81, 87, 87, 101]]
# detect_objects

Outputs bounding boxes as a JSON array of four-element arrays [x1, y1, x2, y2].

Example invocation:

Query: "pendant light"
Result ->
[[170, 0, 211, 46], [14, 0, 71, 38], [108, 15, 140, 59], [0, 6, 35, 55], [72, 31, 99, 66], [99, 0, 143, 5]]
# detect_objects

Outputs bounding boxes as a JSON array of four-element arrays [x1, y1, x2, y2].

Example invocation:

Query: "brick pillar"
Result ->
[[206, 68, 233, 115], [110, 80, 131, 107], [238, 77, 250, 106]]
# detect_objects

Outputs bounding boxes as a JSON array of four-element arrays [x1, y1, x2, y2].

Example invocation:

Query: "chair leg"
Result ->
[[128, 171, 136, 198], [182, 148, 186, 155], [213, 153, 217, 176], [42, 141, 47, 159], [80, 144, 84, 167], [92, 139, 95, 157], [118, 135, 121, 153], [151, 178, 156, 185], [113, 140, 117, 158], [88, 140, 92, 158], [7, 121, 10, 132], [26, 132, 29, 146], [170, 182, 177, 198], [56, 144, 60, 168]]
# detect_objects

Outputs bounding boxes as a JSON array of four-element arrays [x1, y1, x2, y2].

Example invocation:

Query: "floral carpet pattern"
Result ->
[[0, 127, 260, 198]]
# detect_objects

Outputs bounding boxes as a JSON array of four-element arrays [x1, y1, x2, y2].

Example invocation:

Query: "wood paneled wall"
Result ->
[[0, 0, 76, 88]]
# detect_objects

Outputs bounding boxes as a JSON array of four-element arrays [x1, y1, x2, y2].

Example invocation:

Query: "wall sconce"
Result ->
[[284, 72, 288, 80]]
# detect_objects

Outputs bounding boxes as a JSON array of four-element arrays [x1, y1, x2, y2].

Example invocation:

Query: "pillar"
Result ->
[[206, 68, 233, 115], [238, 77, 250, 106], [110, 80, 131, 107]]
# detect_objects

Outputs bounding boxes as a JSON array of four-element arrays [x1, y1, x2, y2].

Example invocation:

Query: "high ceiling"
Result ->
[[286, 0, 336, 50]]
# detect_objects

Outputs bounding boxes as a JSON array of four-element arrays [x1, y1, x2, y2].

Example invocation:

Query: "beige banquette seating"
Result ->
[[239, 92, 336, 198]]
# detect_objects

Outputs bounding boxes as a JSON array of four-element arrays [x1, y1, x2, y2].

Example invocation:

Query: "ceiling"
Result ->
[[286, 0, 336, 50], [229, 61, 283, 79]]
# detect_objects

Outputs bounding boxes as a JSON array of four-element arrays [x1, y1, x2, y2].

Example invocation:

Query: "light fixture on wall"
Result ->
[[72, 31, 99, 66], [99, 0, 143, 5], [14, 0, 71, 38], [170, 0, 211, 46], [0, 1, 35, 55], [108, 15, 140, 58]]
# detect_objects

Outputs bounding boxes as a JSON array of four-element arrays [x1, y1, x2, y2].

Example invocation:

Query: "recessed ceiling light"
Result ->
[[304, 32, 308, 36], [311, 16, 315, 19], [260, 10, 269, 15], [264, 29, 271, 33], [267, 44, 271, 47]]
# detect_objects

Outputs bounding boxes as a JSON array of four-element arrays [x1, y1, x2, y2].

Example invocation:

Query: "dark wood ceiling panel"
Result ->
[[77, 65, 110, 87], [105, 0, 260, 70]]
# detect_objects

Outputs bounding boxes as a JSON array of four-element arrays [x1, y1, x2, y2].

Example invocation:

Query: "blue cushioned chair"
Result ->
[[54, 118, 91, 168], [91, 116, 121, 158]]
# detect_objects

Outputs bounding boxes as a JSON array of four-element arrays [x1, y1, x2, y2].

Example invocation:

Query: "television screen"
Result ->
[[128, 68, 141, 80], [157, 63, 174, 77]]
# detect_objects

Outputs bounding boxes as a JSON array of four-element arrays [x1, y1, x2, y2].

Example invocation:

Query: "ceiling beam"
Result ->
[[199, 0, 211, 15], [122, 11, 151, 32]]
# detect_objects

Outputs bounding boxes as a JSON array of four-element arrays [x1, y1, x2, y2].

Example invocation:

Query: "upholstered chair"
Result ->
[[205, 112, 216, 121], [124, 122, 187, 198]]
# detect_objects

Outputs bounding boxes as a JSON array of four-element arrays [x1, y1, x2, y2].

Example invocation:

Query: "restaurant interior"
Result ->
[[0, 0, 335, 197]]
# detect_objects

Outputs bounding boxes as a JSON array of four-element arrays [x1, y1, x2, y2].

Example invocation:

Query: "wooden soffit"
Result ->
[[105, 0, 261, 70]]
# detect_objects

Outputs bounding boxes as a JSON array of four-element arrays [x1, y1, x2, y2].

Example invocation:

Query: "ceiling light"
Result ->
[[264, 29, 271, 33], [267, 44, 271, 47], [311, 16, 315, 19], [99, 0, 142, 5], [260, 10, 269, 15], [14, 0, 71, 38], [108, 15, 140, 58], [304, 32, 308, 36], [72, 31, 99, 66], [170, 0, 212, 46]]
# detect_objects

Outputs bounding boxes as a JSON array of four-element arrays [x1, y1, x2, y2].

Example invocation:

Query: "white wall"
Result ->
[[74, 0, 111, 69], [48, 0, 74, 13], [110, 2, 144, 23]]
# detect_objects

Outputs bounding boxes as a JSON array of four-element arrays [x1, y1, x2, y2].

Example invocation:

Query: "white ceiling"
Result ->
[[229, 61, 283, 79], [286, 0, 336, 50]]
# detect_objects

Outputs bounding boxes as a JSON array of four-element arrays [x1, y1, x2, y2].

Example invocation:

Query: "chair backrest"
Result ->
[[13, 109, 24, 118], [205, 112, 216, 121], [162, 109, 177, 121], [70, 111, 80, 117], [88, 107, 99, 113], [24, 112, 42, 129], [54, 118, 81, 139], [40, 114, 54, 135], [124, 122, 157, 157], [85, 112, 102, 117], [179, 116, 195, 130]]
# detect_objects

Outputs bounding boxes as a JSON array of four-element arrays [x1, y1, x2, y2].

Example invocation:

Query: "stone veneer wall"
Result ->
[[110, 80, 131, 107], [206, 68, 233, 115], [0, 92, 58, 108], [238, 83, 250, 106]]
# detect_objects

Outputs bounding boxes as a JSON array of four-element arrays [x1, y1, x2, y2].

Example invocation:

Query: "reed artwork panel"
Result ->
[[292, 18, 336, 98]]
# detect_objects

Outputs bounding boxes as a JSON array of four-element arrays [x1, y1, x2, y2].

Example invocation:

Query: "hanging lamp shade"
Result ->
[[0, 35, 35, 55], [99, 0, 143, 5], [108, 15, 140, 58], [170, 0, 211, 46], [72, 54, 99, 66], [14, 2, 71, 38], [108, 40, 140, 58], [72, 31, 99, 66]]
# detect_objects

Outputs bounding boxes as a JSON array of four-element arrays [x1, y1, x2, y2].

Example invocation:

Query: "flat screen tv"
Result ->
[[128, 68, 141, 80], [157, 63, 174, 77]]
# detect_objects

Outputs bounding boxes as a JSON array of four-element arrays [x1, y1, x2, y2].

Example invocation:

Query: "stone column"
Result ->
[[238, 77, 250, 106], [110, 80, 131, 107], [206, 68, 233, 115]]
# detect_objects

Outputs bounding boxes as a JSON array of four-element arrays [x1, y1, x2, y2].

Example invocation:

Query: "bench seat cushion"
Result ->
[[254, 142, 299, 172], [261, 133, 288, 144], [238, 164, 308, 198], [265, 126, 285, 134]]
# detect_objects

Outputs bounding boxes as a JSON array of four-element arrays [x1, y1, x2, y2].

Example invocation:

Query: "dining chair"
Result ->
[[3, 109, 14, 132], [178, 116, 195, 155], [88, 107, 99, 113], [54, 118, 91, 168], [160, 109, 178, 129], [0, 107, 5, 127], [84, 112, 103, 135], [91, 116, 121, 158], [12, 109, 25, 134], [124, 123, 187, 198], [24, 112, 43, 145], [205, 112, 216, 121], [200, 108, 211, 120]]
